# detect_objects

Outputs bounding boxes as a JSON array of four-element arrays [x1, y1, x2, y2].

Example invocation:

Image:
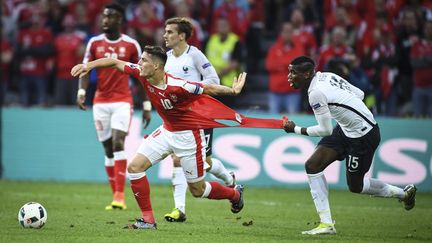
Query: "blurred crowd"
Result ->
[[1, 0, 432, 118]]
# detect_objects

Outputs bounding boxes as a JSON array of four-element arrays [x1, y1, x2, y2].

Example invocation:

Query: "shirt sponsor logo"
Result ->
[[202, 63, 212, 69]]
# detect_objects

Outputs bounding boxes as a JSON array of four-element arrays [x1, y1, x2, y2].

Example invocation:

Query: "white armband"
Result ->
[[294, 126, 302, 135], [77, 88, 86, 97], [143, 101, 152, 111]]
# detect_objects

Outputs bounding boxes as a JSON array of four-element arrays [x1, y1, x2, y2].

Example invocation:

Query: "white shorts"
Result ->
[[137, 126, 209, 183], [93, 102, 132, 142]]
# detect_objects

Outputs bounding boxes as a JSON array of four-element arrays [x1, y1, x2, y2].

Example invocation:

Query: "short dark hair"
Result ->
[[144, 45, 167, 65], [105, 3, 125, 18], [165, 17, 193, 40], [290, 56, 315, 73]]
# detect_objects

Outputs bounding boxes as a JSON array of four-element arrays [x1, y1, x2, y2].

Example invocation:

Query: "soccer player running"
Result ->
[[71, 45, 246, 230], [77, 3, 151, 210], [162, 17, 235, 222], [283, 56, 417, 235]]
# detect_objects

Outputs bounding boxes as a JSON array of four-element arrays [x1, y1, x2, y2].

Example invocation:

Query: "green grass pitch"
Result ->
[[1, 180, 431, 242]]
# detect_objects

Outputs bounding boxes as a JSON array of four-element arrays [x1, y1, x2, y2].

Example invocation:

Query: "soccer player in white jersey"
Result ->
[[71, 45, 245, 229], [162, 17, 235, 222], [283, 56, 417, 235]]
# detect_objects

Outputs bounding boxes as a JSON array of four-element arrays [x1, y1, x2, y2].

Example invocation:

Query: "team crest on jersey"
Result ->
[[182, 66, 189, 74], [119, 47, 126, 57], [235, 113, 242, 123], [96, 46, 105, 52], [147, 85, 155, 93], [169, 94, 178, 102]]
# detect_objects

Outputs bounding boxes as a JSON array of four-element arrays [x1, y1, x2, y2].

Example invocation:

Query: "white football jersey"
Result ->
[[308, 72, 376, 138], [164, 45, 219, 85]]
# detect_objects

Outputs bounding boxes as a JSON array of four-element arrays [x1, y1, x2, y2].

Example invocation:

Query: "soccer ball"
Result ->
[[18, 202, 47, 229]]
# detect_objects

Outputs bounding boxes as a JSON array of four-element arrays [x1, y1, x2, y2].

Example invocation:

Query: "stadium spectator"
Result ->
[[127, 0, 163, 46], [284, 56, 417, 235], [205, 17, 243, 107], [16, 12, 54, 106], [265, 22, 305, 114], [172, 0, 205, 49], [162, 17, 235, 222], [322, 7, 357, 48], [363, 25, 398, 116], [77, 3, 151, 211], [395, 8, 422, 115], [1, 26, 13, 105], [70, 45, 246, 230], [290, 8, 317, 59], [53, 14, 86, 106], [410, 20, 432, 118], [243, 0, 265, 74], [211, 0, 248, 40], [316, 26, 353, 72]]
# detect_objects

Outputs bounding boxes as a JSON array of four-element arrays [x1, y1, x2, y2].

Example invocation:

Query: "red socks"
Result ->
[[208, 181, 239, 202], [105, 166, 115, 193], [130, 175, 155, 224], [114, 159, 127, 193]]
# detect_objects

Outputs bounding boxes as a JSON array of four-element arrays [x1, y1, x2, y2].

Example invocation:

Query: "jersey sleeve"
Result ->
[[182, 81, 204, 95], [306, 89, 333, 137], [193, 50, 220, 85], [83, 38, 95, 63], [309, 89, 329, 116], [123, 62, 141, 79]]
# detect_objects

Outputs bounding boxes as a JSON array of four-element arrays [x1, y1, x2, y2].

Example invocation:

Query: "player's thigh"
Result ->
[[345, 126, 380, 186], [136, 127, 173, 167], [111, 102, 132, 133], [171, 130, 208, 183], [171, 154, 181, 167], [306, 145, 341, 173], [93, 103, 112, 141]]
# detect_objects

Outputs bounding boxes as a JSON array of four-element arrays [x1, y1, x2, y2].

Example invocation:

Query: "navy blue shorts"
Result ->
[[318, 125, 381, 176]]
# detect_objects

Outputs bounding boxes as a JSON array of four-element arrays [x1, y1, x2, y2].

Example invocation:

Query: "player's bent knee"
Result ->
[[348, 183, 363, 193], [305, 160, 322, 174]]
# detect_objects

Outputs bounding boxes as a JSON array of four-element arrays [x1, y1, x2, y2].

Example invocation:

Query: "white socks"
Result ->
[[172, 167, 187, 213], [361, 177, 405, 199], [201, 181, 212, 198], [208, 158, 233, 186], [104, 156, 114, 166], [308, 172, 333, 224]]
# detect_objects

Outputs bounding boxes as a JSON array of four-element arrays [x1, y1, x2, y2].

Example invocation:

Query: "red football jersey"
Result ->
[[83, 34, 141, 104], [124, 63, 285, 131], [55, 31, 85, 79], [124, 63, 205, 131]]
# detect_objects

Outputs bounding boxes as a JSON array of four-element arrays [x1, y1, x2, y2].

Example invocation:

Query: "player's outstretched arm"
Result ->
[[203, 72, 247, 96], [70, 58, 127, 78]]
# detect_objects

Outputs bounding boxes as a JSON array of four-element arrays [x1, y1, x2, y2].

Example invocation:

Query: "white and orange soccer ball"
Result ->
[[18, 202, 47, 229]]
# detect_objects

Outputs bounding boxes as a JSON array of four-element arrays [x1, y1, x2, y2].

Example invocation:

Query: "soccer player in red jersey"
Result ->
[[76, 3, 151, 210], [71, 45, 246, 229]]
